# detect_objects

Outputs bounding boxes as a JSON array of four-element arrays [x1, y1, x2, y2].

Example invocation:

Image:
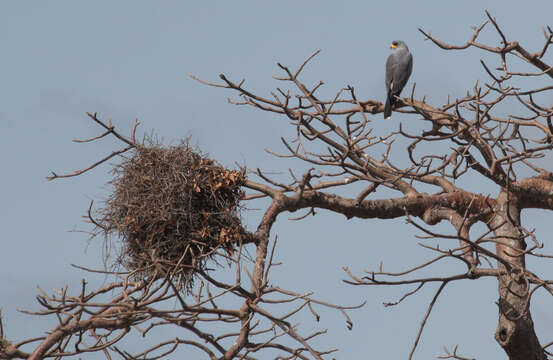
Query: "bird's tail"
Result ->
[[384, 92, 394, 119]]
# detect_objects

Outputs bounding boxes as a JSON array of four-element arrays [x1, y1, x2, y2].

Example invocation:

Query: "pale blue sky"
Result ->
[[2, 1, 553, 359]]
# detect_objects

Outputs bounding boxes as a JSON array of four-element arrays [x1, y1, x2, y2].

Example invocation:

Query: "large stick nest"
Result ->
[[97, 141, 250, 289]]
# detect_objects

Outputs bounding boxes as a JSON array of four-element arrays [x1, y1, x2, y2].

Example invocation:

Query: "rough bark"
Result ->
[[490, 191, 546, 360]]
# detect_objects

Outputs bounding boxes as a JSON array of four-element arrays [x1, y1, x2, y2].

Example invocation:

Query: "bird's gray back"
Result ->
[[385, 48, 413, 94]]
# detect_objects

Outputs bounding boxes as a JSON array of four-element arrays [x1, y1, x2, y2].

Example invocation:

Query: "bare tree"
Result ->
[[1, 11, 553, 360]]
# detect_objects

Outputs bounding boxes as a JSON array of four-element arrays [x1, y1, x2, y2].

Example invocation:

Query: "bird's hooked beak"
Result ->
[[390, 43, 397, 49]]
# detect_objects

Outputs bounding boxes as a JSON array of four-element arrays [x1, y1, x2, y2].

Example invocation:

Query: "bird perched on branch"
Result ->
[[384, 40, 413, 119]]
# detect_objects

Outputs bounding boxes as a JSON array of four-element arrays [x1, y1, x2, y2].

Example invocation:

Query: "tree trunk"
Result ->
[[490, 192, 545, 360]]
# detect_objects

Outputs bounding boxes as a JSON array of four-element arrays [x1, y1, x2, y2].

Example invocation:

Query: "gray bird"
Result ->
[[384, 40, 413, 119]]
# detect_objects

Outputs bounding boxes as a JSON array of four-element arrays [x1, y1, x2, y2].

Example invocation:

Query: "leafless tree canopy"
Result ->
[[3, 11, 553, 360]]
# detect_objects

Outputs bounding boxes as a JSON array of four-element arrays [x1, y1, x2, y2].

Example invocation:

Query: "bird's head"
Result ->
[[390, 40, 409, 51]]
